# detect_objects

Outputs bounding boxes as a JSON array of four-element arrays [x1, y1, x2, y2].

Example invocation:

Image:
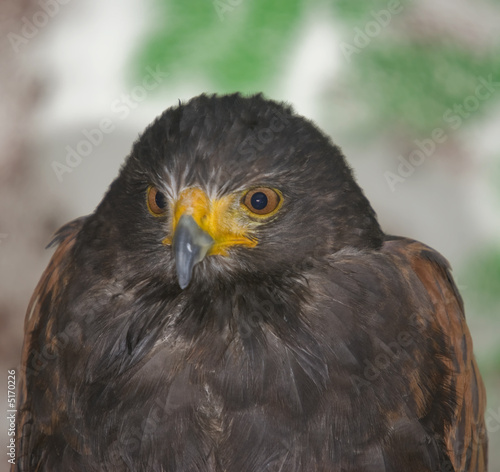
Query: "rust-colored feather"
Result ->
[[385, 238, 488, 472], [14, 217, 85, 472]]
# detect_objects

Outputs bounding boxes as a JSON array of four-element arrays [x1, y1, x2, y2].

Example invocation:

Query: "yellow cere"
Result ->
[[162, 187, 261, 256]]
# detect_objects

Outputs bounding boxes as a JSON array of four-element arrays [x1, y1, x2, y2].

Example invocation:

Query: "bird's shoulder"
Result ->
[[380, 236, 487, 472], [15, 217, 86, 471], [24, 217, 87, 336], [308, 236, 487, 471], [321, 235, 463, 322], [381, 235, 462, 307]]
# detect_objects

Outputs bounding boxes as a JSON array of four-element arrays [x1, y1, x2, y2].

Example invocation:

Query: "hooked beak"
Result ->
[[172, 214, 214, 289], [166, 187, 258, 289]]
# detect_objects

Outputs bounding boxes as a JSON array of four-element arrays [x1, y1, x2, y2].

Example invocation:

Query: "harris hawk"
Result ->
[[14, 93, 487, 471]]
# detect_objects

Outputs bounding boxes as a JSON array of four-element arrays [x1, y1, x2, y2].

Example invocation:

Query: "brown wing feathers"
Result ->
[[15, 218, 85, 471], [386, 238, 487, 472]]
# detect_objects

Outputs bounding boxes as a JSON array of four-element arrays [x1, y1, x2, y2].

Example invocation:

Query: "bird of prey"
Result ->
[[15, 93, 487, 471]]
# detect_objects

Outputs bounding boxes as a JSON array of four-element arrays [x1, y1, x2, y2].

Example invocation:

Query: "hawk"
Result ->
[[15, 93, 487, 471]]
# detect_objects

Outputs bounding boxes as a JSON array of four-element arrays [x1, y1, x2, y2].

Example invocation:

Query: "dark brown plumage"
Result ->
[[14, 93, 487, 471]]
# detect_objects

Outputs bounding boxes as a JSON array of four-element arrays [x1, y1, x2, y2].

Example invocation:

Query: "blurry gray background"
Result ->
[[1, 0, 499, 470]]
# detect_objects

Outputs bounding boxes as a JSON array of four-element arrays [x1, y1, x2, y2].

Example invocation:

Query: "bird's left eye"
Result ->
[[242, 187, 282, 216], [147, 186, 168, 216]]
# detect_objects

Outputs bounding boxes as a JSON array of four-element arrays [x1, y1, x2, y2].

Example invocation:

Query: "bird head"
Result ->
[[92, 93, 383, 290]]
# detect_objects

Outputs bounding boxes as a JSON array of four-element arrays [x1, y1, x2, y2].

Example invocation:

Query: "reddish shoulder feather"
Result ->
[[14, 217, 86, 471], [384, 237, 488, 472]]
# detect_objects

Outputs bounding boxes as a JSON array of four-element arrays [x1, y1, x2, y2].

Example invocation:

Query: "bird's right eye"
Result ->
[[147, 186, 168, 216]]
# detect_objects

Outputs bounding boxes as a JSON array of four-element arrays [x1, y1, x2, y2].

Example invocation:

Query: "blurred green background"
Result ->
[[1, 0, 499, 470]]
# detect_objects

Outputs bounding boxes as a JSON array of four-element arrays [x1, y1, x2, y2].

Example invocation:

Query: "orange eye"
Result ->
[[147, 186, 168, 216], [243, 188, 281, 216]]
